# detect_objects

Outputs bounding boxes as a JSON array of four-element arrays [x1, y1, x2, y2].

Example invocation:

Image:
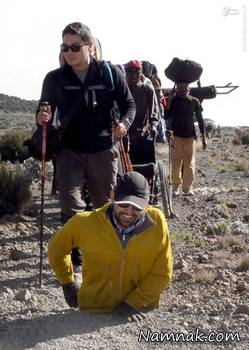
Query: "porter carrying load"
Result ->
[[164, 57, 203, 84]]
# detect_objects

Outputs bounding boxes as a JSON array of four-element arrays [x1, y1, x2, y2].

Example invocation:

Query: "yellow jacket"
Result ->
[[48, 203, 173, 313]]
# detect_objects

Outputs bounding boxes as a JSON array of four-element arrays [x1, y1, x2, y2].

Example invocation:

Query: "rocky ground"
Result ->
[[0, 128, 249, 350]]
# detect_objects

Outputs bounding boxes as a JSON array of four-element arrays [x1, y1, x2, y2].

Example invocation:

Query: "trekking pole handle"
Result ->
[[41, 102, 49, 176], [41, 124, 47, 176]]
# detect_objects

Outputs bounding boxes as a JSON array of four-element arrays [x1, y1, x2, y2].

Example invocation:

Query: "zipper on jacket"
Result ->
[[118, 235, 136, 302]]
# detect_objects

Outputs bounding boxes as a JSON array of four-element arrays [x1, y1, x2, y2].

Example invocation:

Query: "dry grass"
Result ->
[[216, 234, 242, 249], [212, 250, 231, 269], [234, 160, 249, 172], [193, 268, 217, 284], [235, 255, 249, 272]]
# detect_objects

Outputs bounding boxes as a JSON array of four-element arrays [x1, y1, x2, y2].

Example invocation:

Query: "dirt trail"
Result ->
[[0, 130, 249, 349]]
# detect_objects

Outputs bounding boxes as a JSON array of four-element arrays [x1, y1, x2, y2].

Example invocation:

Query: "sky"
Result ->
[[0, 0, 248, 126]]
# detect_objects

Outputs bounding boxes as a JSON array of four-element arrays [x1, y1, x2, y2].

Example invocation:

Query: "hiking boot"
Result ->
[[183, 189, 195, 196]]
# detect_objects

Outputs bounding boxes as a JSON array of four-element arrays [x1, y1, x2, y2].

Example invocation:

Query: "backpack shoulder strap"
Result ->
[[99, 60, 115, 91]]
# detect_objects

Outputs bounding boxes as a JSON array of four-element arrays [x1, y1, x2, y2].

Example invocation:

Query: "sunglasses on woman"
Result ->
[[60, 42, 89, 53]]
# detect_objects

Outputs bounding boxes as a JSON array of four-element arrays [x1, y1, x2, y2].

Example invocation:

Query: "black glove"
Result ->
[[146, 127, 157, 141], [117, 303, 147, 323], [150, 127, 157, 140], [61, 281, 80, 308], [166, 128, 173, 138]]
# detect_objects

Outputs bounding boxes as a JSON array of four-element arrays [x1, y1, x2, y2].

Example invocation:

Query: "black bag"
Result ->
[[24, 126, 63, 162], [189, 85, 217, 100], [164, 57, 203, 84]]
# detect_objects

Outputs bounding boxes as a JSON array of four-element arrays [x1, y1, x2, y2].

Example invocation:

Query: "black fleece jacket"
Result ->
[[167, 94, 205, 139], [37, 60, 136, 153]]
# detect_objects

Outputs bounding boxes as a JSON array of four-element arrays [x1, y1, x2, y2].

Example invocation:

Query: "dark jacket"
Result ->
[[167, 94, 205, 138], [128, 82, 158, 140], [37, 60, 136, 153]]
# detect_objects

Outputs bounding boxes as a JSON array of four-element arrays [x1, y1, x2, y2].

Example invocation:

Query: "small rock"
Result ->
[[231, 245, 244, 254], [2, 287, 14, 298], [243, 214, 249, 223], [197, 254, 209, 264], [209, 316, 221, 323], [209, 310, 220, 317], [230, 221, 249, 235], [236, 280, 247, 293], [182, 321, 189, 327], [9, 248, 27, 260], [234, 305, 249, 315], [215, 270, 226, 281], [212, 289, 223, 297], [184, 303, 193, 309], [176, 271, 192, 282], [16, 289, 32, 302], [221, 321, 230, 329], [16, 223, 28, 231], [174, 258, 188, 270], [226, 202, 238, 209]]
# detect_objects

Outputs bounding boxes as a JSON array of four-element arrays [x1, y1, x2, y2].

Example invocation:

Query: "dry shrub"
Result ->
[[212, 249, 232, 269], [232, 138, 241, 145], [235, 255, 249, 272], [217, 234, 242, 249], [193, 268, 217, 284], [0, 130, 30, 162], [241, 133, 249, 145], [234, 160, 248, 172], [0, 163, 32, 216]]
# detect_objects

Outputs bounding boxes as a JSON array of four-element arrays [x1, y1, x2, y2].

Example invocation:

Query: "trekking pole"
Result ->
[[167, 135, 175, 217], [39, 103, 48, 288], [119, 138, 133, 172], [168, 136, 172, 198]]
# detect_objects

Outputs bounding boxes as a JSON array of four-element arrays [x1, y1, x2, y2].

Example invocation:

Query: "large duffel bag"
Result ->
[[190, 85, 217, 100], [164, 57, 203, 84]]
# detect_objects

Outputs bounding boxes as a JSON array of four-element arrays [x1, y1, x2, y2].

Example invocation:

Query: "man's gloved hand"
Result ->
[[61, 281, 80, 308], [150, 127, 157, 140], [117, 303, 147, 323], [166, 128, 173, 139], [146, 127, 157, 141]]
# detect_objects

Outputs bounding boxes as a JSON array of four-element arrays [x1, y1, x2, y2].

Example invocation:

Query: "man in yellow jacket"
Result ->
[[48, 171, 173, 321]]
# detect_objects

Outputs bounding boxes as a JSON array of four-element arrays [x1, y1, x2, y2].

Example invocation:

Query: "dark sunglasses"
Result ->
[[60, 42, 89, 53], [117, 203, 143, 212]]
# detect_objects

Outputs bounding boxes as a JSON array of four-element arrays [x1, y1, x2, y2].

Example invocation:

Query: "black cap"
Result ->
[[114, 171, 150, 210]]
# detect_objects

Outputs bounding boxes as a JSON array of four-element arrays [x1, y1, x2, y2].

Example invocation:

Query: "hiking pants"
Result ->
[[170, 136, 196, 191], [56, 146, 119, 220]]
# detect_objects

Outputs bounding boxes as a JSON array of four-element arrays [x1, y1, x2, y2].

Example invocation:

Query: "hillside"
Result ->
[[0, 93, 38, 133], [0, 93, 37, 114]]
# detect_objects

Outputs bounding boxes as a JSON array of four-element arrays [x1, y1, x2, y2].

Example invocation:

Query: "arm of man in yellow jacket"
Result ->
[[48, 216, 84, 285]]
